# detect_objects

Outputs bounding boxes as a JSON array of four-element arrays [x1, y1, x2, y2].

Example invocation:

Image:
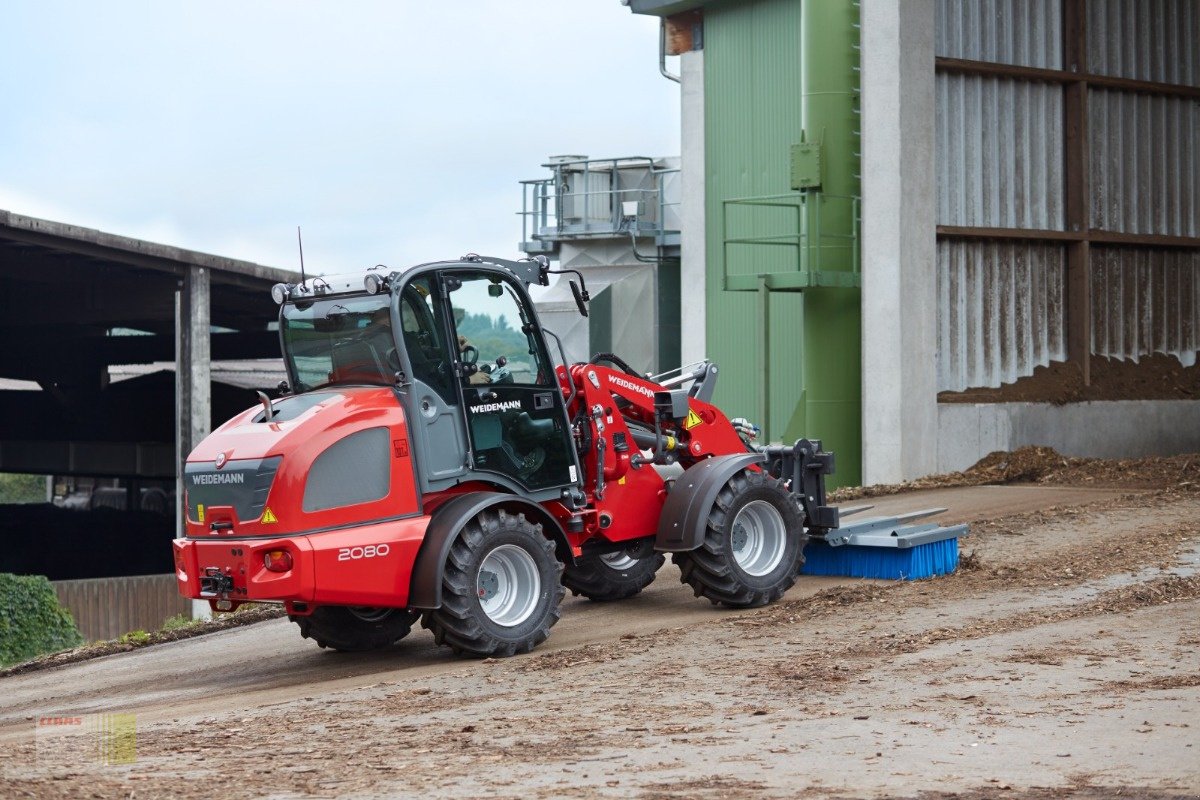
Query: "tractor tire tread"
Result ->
[[421, 510, 564, 658], [671, 469, 807, 609], [563, 553, 665, 601], [291, 606, 419, 652]]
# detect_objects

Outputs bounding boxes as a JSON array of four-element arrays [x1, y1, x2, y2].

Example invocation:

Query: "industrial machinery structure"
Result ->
[[519, 155, 681, 375], [173, 255, 955, 658]]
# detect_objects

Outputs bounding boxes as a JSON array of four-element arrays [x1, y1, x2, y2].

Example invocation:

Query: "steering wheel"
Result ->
[[461, 344, 479, 365]]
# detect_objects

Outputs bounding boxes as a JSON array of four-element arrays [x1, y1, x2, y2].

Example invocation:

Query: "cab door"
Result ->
[[440, 270, 577, 492]]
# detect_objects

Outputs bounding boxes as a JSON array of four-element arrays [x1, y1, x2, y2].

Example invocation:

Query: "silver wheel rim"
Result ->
[[477, 544, 541, 627], [599, 551, 638, 571], [347, 606, 392, 623], [730, 500, 788, 577]]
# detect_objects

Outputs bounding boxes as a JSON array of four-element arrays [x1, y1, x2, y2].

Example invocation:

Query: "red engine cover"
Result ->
[[175, 387, 425, 608]]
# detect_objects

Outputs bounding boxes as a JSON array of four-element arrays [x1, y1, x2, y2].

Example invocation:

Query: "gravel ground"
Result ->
[[2, 453, 1198, 799]]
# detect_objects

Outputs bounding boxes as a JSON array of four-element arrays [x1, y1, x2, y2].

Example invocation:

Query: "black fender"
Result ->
[[406, 491, 572, 609], [655, 453, 767, 552]]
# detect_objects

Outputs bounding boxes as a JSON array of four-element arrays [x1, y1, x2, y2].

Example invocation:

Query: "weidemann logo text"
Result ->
[[191, 473, 247, 485], [470, 400, 522, 414], [608, 375, 654, 398]]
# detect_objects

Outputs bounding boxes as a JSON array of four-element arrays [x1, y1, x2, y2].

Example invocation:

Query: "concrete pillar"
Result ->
[[679, 49, 706, 366], [175, 266, 212, 621], [860, 0, 939, 484]]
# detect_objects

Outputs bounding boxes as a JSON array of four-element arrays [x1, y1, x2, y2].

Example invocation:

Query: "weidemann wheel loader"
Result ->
[[173, 254, 845, 658]]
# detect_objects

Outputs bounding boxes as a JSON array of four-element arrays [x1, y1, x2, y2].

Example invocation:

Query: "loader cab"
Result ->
[[394, 266, 578, 498]]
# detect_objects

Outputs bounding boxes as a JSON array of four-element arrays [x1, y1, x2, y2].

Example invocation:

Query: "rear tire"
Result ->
[[292, 605, 419, 652], [563, 550, 665, 601], [672, 468, 807, 608], [421, 509, 564, 658]]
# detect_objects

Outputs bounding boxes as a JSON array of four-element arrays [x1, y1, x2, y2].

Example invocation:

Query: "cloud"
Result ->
[[0, 1, 680, 269]]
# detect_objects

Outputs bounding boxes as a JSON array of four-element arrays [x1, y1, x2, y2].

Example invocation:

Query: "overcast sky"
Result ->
[[0, 2, 680, 274]]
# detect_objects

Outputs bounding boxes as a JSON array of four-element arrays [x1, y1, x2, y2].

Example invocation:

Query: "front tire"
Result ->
[[421, 509, 564, 658], [292, 605, 419, 652], [672, 468, 807, 608], [563, 550, 665, 601]]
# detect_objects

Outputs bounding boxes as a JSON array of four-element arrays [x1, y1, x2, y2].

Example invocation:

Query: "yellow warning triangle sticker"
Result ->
[[684, 410, 704, 429], [261, 507, 278, 524]]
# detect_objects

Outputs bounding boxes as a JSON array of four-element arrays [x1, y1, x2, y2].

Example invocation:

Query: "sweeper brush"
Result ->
[[802, 508, 964, 580]]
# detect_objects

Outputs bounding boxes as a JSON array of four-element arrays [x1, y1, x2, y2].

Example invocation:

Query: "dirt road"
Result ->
[[3, 482, 1198, 799]]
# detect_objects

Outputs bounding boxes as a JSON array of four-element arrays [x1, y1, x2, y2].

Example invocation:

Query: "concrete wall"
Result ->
[[860, 0, 939, 484], [679, 49, 706, 367], [938, 401, 1200, 473]]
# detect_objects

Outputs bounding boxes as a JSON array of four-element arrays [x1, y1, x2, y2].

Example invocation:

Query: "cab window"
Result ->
[[446, 272, 552, 387]]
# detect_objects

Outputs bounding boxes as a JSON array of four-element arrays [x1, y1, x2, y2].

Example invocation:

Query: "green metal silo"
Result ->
[[702, 0, 862, 485]]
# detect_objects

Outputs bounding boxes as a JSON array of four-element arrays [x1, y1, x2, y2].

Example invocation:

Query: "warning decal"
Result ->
[[684, 410, 704, 430], [261, 507, 279, 524], [197, 504, 205, 523]]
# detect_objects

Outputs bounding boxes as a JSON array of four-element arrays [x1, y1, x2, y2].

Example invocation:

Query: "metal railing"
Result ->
[[721, 191, 861, 290], [519, 156, 680, 250]]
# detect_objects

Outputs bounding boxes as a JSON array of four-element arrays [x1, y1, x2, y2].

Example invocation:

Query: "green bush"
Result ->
[[0, 473, 46, 504], [0, 573, 85, 667]]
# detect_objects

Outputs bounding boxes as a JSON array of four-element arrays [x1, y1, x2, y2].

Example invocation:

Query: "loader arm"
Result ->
[[565, 362, 747, 463]]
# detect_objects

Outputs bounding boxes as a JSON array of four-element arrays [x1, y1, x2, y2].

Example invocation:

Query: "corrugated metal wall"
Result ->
[[938, 240, 1066, 391], [936, 0, 1062, 68], [1090, 90, 1200, 237], [935, 0, 1200, 389], [1086, 0, 1200, 365], [1086, 0, 1199, 86], [1092, 247, 1200, 367], [53, 573, 190, 642], [703, 0, 807, 440], [935, 2, 1068, 391], [936, 74, 1064, 229]]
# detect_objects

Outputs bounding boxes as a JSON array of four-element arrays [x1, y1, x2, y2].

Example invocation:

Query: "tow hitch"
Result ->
[[200, 567, 235, 596]]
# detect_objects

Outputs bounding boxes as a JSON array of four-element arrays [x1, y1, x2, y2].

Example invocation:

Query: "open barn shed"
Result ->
[[0, 210, 295, 617]]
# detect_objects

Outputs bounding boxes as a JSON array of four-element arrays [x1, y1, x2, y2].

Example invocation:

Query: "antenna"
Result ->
[[296, 226, 307, 288]]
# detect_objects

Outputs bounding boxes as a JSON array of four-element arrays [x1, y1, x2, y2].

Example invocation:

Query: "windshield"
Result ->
[[281, 294, 394, 391]]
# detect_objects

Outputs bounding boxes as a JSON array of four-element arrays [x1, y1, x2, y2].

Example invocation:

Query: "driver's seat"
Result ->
[[329, 339, 385, 383], [508, 411, 556, 450]]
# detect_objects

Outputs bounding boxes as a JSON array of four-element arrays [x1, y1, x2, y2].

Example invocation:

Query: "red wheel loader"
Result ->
[[173, 254, 842, 657]]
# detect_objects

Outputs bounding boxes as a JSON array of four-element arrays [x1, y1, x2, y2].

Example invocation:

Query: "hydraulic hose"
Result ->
[[589, 352, 641, 377]]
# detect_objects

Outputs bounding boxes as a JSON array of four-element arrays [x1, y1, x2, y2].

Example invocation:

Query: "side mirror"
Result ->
[[570, 280, 589, 318]]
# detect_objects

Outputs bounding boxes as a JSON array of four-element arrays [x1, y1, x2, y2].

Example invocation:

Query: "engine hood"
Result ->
[[184, 387, 418, 536], [189, 388, 395, 463]]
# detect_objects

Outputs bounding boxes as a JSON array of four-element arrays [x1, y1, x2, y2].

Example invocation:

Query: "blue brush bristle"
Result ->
[[802, 537, 959, 580]]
